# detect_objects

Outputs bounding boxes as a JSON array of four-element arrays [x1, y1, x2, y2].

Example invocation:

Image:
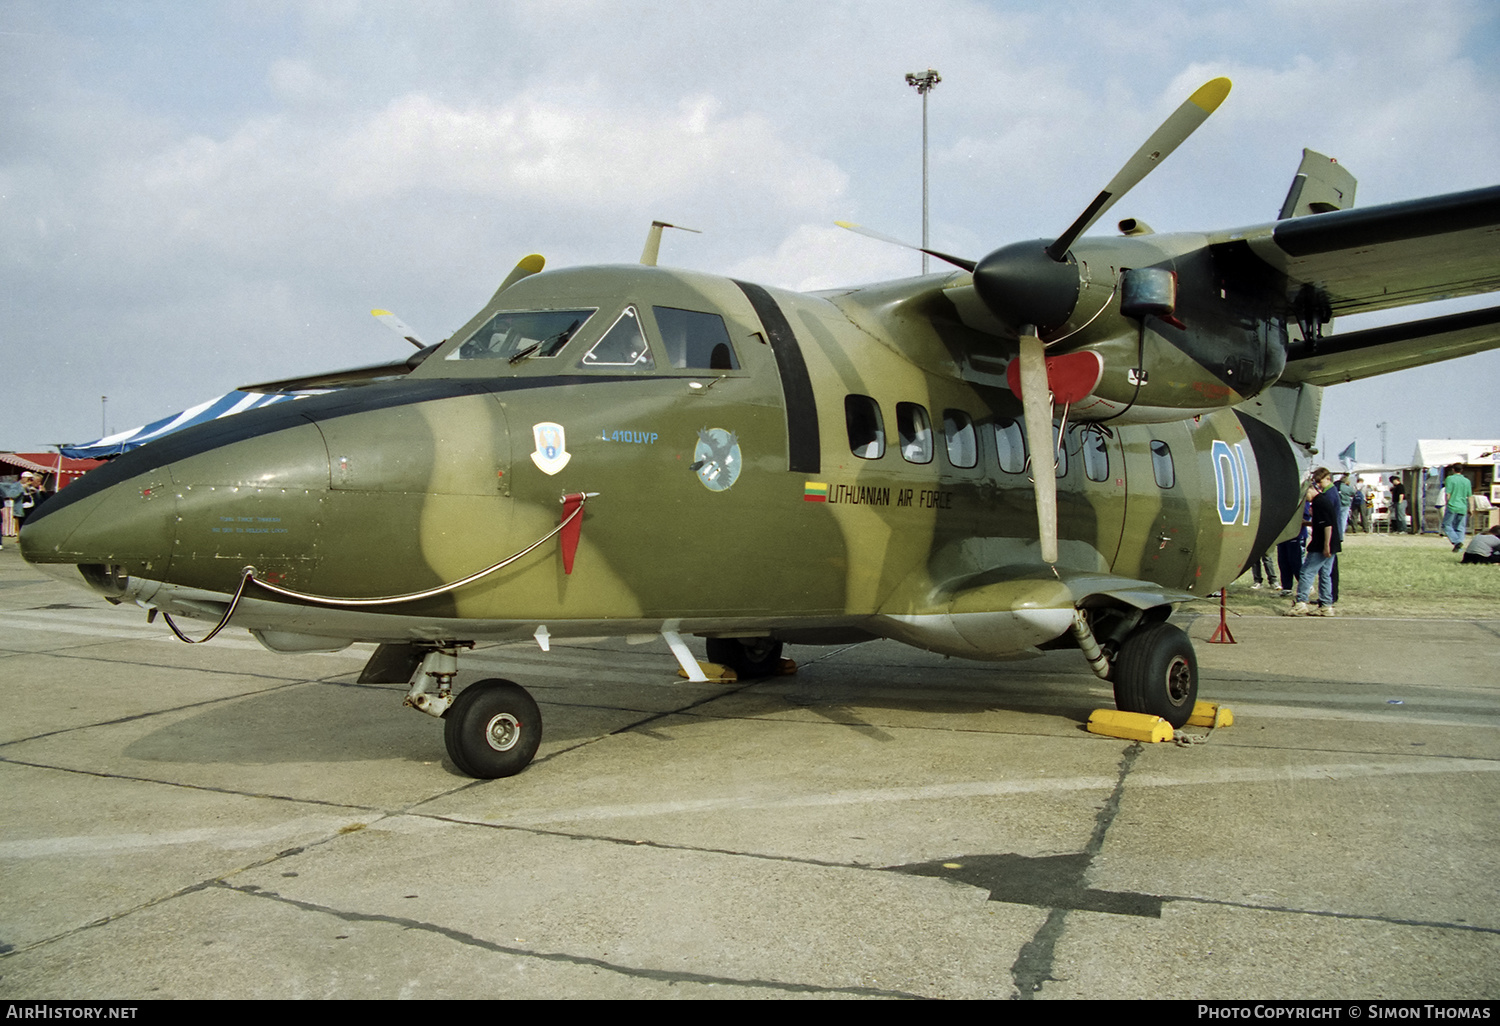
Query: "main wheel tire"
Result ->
[[443, 679, 542, 779], [1112, 622, 1198, 728], [704, 637, 784, 678]]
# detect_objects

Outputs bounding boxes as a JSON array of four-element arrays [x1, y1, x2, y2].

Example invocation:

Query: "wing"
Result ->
[[1224, 185, 1500, 318], [1212, 185, 1500, 385], [1280, 304, 1500, 386]]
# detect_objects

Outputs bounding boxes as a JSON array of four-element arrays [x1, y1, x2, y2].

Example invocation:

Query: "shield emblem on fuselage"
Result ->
[[530, 422, 571, 475]]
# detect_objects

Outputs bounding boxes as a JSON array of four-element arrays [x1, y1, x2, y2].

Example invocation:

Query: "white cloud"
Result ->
[[727, 223, 916, 292]]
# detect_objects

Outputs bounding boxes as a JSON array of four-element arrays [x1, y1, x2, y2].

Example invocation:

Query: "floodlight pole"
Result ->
[[101, 396, 107, 437], [905, 68, 941, 274], [1376, 421, 1388, 464]]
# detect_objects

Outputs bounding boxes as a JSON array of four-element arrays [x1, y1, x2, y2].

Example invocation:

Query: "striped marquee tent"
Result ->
[[59, 391, 320, 459]]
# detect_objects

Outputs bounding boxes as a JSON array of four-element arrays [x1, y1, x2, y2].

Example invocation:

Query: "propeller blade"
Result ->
[[371, 309, 427, 349], [1046, 77, 1231, 261], [488, 254, 546, 305], [1016, 328, 1058, 564], [835, 221, 976, 272]]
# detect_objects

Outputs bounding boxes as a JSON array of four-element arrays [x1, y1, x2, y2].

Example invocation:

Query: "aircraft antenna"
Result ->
[[640, 221, 702, 267]]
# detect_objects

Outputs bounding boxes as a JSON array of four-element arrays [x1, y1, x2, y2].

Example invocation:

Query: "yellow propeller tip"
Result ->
[[370, 309, 391, 317], [1189, 77, 1232, 113]]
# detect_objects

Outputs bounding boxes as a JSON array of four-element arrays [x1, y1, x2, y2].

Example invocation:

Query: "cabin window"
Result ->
[[845, 395, 885, 459], [994, 417, 1026, 474], [1151, 440, 1175, 488], [896, 403, 933, 464], [1082, 427, 1110, 482], [448, 308, 595, 361], [653, 307, 740, 370], [578, 306, 654, 369], [943, 409, 977, 468]]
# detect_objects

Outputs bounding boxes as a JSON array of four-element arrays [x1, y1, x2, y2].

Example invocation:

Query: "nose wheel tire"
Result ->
[[705, 637, 785, 678], [1112, 622, 1198, 728], [443, 679, 542, 779]]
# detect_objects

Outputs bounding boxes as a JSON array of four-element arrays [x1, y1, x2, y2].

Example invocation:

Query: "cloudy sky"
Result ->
[[3, 0, 1496, 465]]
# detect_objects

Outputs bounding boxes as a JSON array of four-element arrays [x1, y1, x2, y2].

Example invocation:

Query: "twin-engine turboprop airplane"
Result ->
[[21, 78, 1500, 778]]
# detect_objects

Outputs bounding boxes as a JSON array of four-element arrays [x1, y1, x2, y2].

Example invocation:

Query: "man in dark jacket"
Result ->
[[1288, 467, 1341, 616], [1390, 476, 1407, 534]]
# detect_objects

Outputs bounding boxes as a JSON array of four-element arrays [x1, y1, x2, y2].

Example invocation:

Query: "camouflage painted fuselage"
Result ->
[[21, 261, 1305, 658]]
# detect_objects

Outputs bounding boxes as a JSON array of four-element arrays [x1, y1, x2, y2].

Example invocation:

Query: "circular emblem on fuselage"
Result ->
[[692, 427, 741, 492]]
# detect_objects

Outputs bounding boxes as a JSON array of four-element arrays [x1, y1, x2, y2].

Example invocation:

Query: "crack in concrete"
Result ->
[[1008, 741, 1141, 999], [214, 880, 926, 998]]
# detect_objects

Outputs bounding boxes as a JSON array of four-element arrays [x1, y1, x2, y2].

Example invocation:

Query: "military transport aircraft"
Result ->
[[20, 78, 1500, 778]]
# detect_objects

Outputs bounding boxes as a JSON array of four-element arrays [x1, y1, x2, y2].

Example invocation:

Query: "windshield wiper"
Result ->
[[508, 319, 583, 365]]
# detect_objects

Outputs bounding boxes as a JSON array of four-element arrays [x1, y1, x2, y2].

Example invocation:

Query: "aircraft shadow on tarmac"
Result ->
[[115, 644, 1125, 768]]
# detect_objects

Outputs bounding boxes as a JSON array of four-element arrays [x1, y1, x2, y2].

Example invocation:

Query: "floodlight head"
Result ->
[[905, 69, 941, 94]]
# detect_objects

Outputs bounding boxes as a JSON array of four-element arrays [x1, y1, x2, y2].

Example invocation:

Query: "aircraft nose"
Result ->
[[19, 464, 178, 596]]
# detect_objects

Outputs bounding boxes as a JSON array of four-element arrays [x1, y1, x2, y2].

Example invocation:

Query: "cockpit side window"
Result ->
[[578, 306, 654, 369], [446, 309, 595, 361], [653, 307, 740, 370]]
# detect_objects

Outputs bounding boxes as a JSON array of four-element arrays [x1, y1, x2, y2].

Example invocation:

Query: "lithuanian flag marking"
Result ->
[[803, 481, 829, 502]]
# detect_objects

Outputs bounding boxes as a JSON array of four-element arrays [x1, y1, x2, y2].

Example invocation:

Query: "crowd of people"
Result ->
[[1242, 463, 1495, 617]]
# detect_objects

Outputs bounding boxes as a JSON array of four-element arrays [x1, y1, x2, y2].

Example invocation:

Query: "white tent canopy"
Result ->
[[1412, 439, 1500, 468]]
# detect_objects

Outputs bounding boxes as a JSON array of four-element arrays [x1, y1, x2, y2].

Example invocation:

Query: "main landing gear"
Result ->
[[1071, 611, 1198, 728], [1112, 622, 1198, 727]]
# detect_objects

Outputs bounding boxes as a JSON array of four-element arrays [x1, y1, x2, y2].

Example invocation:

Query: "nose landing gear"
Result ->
[[443, 679, 543, 779], [389, 643, 544, 779]]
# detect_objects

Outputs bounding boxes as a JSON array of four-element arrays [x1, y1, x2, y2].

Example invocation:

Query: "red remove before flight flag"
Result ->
[[560, 493, 586, 574]]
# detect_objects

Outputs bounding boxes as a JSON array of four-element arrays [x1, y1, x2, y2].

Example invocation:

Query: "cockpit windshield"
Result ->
[[446, 309, 595, 361]]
